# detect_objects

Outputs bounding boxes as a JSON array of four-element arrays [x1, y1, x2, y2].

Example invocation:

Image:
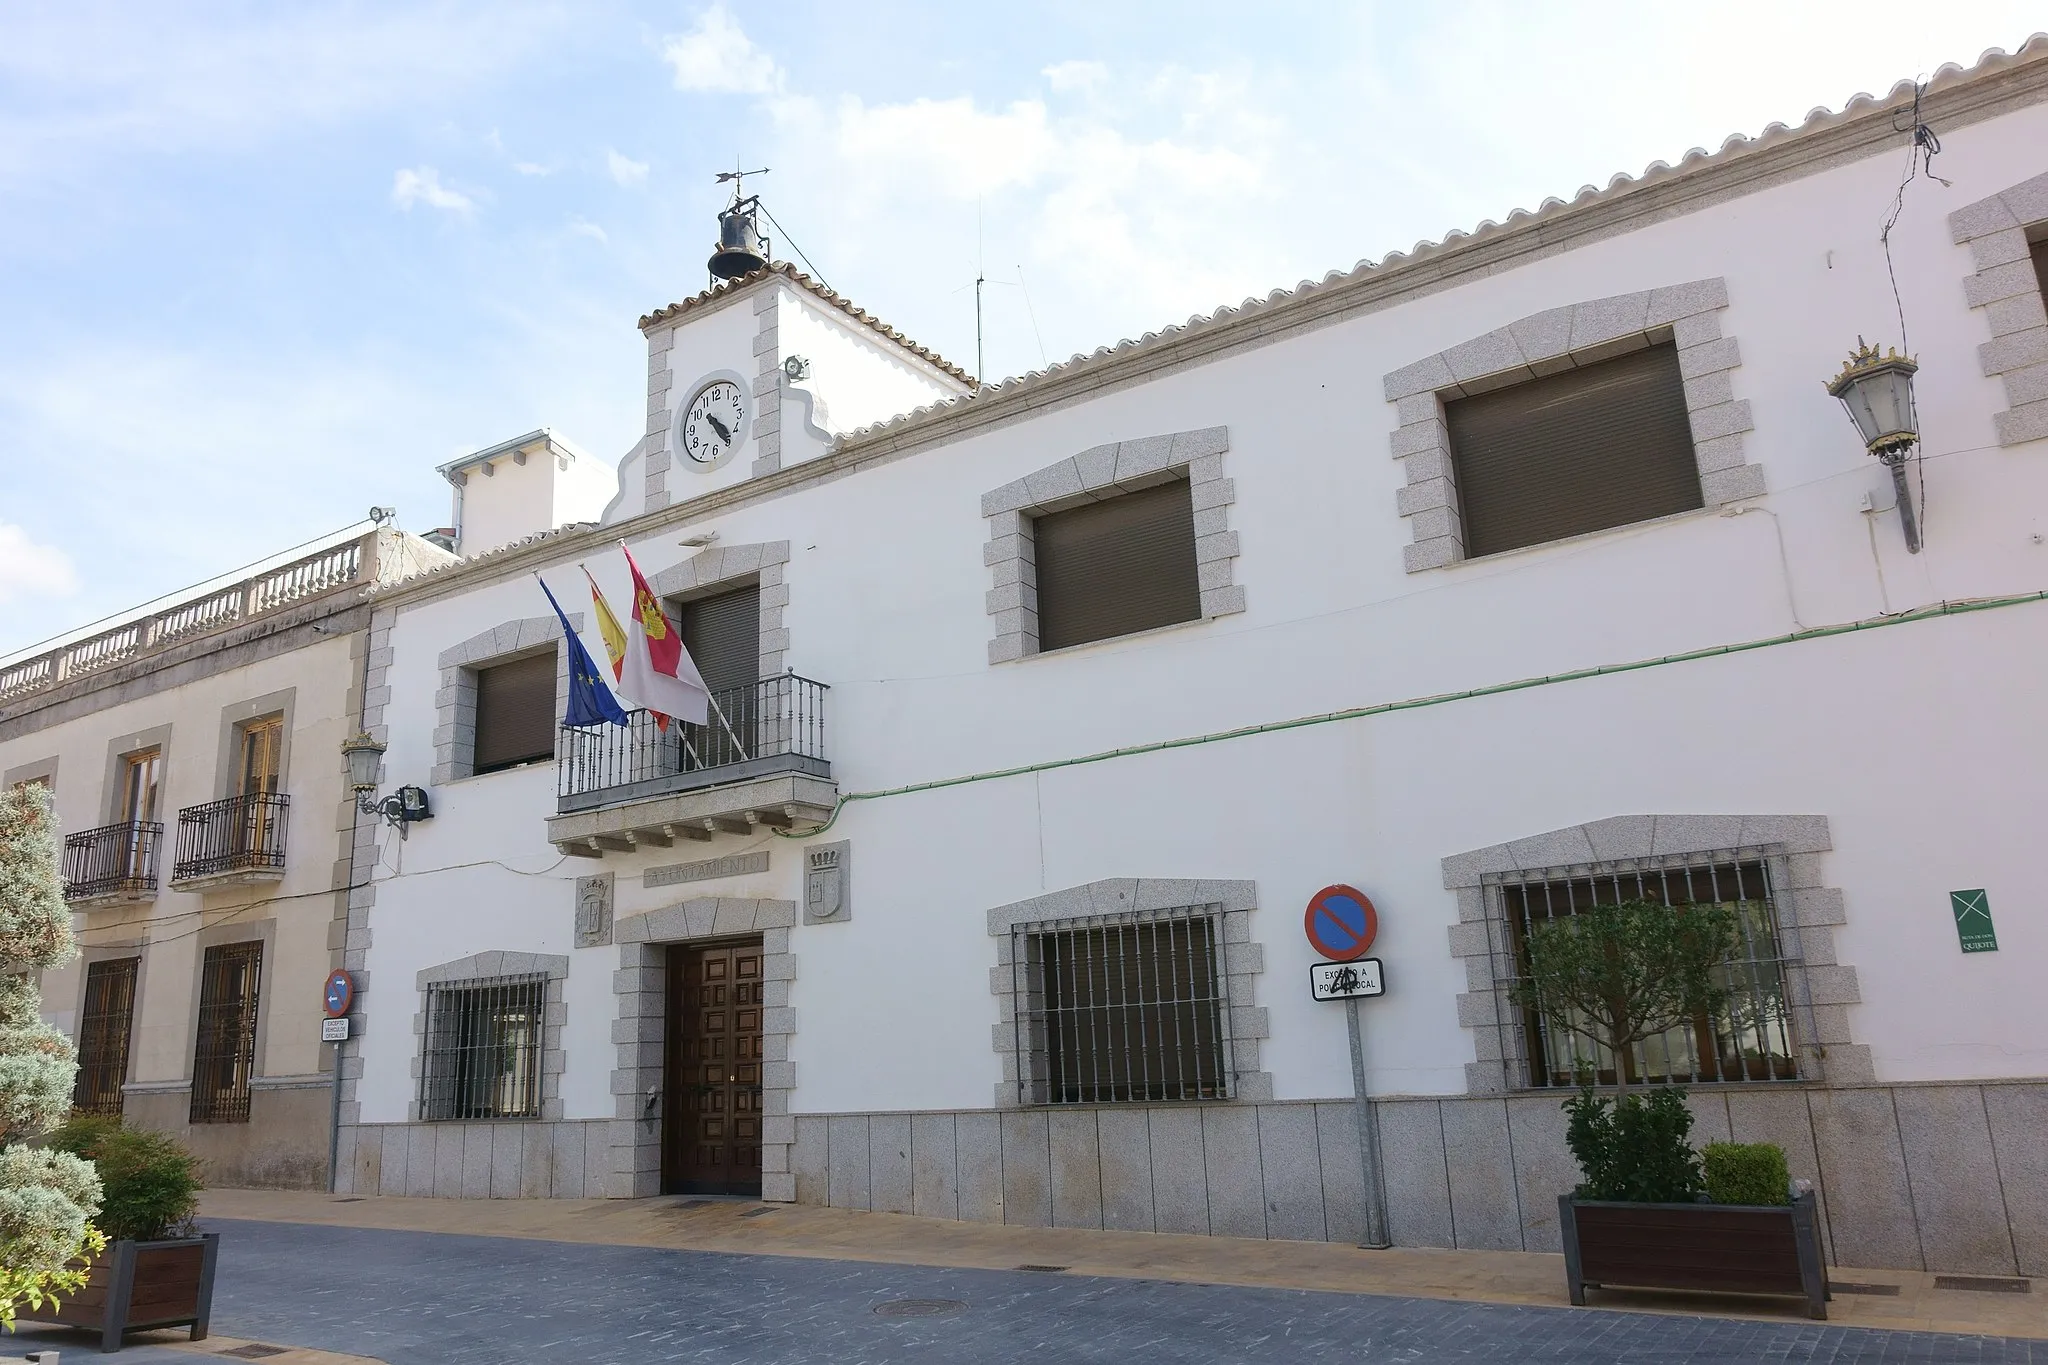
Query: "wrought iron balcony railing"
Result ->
[[172, 793, 290, 883], [557, 674, 828, 809], [63, 821, 164, 901]]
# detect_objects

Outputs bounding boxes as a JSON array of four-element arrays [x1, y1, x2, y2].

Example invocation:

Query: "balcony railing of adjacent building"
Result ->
[[171, 793, 290, 884], [62, 821, 165, 902], [556, 674, 829, 812], [0, 528, 402, 708]]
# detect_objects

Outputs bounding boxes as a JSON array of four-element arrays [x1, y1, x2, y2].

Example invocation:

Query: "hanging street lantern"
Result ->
[[1827, 339, 1921, 553], [340, 731, 386, 796]]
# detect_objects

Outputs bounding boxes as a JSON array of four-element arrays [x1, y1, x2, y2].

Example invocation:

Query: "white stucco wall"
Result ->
[[351, 92, 2048, 1129], [775, 287, 966, 437]]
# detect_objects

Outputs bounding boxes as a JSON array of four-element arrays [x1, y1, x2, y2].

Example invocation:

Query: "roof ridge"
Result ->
[[638, 261, 975, 386]]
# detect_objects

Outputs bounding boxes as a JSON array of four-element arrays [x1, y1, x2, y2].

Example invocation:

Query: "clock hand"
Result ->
[[705, 413, 733, 444]]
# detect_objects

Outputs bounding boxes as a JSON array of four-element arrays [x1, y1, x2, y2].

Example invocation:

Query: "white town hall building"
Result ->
[[16, 40, 2048, 1279]]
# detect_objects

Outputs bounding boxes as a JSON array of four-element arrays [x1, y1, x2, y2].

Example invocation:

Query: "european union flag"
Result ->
[[537, 575, 630, 727]]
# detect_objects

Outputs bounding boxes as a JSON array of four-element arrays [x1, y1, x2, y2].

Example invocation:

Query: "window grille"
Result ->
[[1032, 478, 1202, 651], [191, 941, 262, 1123], [1490, 852, 1802, 1089], [73, 957, 140, 1116], [1445, 342, 1701, 557], [1012, 910, 1231, 1105], [419, 975, 547, 1121]]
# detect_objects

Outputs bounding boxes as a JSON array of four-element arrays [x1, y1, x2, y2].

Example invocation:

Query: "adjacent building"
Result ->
[[21, 40, 2048, 1277], [1, 523, 451, 1186]]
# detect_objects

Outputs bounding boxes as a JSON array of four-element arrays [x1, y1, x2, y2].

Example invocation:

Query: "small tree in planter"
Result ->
[[0, 783, 105, 1330], [1512, 896, 1827, 1318], [42, 1117, 213, 1351]]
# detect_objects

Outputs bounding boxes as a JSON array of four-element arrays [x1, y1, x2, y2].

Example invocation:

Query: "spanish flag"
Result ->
[[580, 564, 628, 681], [616, 543, 710, 729]]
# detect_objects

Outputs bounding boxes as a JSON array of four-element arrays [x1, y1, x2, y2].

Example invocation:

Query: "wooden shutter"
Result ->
[[1445, 343, 1701, 558], [1033, 478, 1202, 652], [679, 585, 761, 697], [473, 652, 557, 773]]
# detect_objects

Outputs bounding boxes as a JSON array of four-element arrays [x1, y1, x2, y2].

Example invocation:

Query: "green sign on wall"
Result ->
[[1950, 889, 1998, 954]]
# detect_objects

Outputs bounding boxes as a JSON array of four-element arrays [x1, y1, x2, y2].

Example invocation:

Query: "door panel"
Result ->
[[662, 940, 764, 1196]]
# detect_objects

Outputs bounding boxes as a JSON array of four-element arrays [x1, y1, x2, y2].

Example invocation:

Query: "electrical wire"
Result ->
[[1879, 77, 1948, 549], [756, 202, 829, 290]]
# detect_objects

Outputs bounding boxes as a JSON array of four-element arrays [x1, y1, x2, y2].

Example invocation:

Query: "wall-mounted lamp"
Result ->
[[340, 732, 433, 838], [1827, 339, 1922, 553]]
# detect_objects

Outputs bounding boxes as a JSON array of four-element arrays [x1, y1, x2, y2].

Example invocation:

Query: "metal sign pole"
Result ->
[[1346, 996, 1391, 1249]]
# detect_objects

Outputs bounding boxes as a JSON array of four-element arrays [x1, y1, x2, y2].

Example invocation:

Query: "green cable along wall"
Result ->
[[778, 589, 2048, 839]]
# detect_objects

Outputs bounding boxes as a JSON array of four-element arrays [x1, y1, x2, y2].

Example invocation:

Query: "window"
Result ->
[[118, 747, 162, 826], [73, 958, 140, 1116], [2032, 230, 2048, 310], [1011, 911, 1230, 1104], [472, 653, 557, 774], [191, 941, 262, 1123], [1446, 342, 1702, 557], [1500, 856, 1797, 1089], [676, 584, 760, 769], [1032, 478, 1202, 651], [419, 975, 546, 1121]]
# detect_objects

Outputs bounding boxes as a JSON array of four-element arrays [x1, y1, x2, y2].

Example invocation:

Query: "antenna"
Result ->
[[974, 200, 985, 386]]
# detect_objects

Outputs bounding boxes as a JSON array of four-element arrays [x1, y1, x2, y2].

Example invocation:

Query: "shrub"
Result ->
[[1702, 1141, 1790, 1206], [1563, 1085, 1704, 1203], [45, 1117, 202, 1243]]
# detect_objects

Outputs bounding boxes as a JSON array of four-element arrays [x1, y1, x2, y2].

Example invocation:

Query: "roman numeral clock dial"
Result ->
[[679, 379, 747, 472]]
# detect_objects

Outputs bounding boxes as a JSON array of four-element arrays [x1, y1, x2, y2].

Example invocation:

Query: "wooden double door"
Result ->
[[661, 940, 764, 1196]]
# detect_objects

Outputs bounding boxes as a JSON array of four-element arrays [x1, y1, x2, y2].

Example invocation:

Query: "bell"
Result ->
[[707, 204, 769, 280]]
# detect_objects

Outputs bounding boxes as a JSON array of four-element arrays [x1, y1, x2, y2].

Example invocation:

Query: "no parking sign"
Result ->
[[1303, 884, 1378, 962]]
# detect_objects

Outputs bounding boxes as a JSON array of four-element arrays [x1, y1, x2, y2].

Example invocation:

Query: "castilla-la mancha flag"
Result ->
[[617, 544, 709, 729]]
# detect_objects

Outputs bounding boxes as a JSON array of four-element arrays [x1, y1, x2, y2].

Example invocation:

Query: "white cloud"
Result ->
[[0, 525, 78, 603], [606, 148, 648, 188], [568, 217, 608, 243], [512, 161, 552, 176], [390, 166, 475, 214], [661, 4, 782, 95]]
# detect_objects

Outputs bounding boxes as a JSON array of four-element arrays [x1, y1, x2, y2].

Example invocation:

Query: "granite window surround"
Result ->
[[431, 613, 578, 786], [1947, 170, 2048, 448], [211, 688, 294, 801], [2, 756, 58, 790], [1383, 278, 1763, 572], [643, 540, 794, 680], [981, 427, 1243, 664], [1442, 814, 1868, 1097], [410, 952, 569, 1123], [986, 878, 1270, 1108], [610, 897, 799, 1199]]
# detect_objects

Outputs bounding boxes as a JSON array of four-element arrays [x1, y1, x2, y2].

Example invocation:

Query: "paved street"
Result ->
[[14, 1217, 2044, 1364]]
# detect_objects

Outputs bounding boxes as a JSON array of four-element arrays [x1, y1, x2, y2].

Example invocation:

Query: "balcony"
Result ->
[[546, 674, 835, 857], [63, 821, 164, 905], [171, 793, 290, 889]]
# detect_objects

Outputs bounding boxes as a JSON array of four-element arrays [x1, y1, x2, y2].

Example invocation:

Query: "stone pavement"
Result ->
[[201, 1188, 2045, 1341], [16, 1215, 2048, 1365]]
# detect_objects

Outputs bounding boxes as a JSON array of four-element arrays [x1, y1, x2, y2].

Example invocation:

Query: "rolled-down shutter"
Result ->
[[679, 585, 761, 699], [473, 652, 557, 772], [1033, 478, 1202, 652], [1445, 342, 1701, 558]]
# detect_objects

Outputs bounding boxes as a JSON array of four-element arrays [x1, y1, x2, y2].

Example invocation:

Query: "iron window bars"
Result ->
[[73, 957, 140, 1116], [62, 821, 164, 900], [1012, 908, 1233, 1105], [419, 975, 547, 1121], [557, 673, 827, 800], [191, 941, 262, 1123], [1487, 850, 1805, 1089], [172, 792, 289, 882]]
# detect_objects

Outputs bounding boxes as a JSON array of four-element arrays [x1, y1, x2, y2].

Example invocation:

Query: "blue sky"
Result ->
[[1, 1, 2040, 655]]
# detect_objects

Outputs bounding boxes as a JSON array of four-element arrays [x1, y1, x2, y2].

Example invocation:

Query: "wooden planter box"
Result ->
[[1559, 1191, 1828, 1319], [41, 1233, 219, 1353]]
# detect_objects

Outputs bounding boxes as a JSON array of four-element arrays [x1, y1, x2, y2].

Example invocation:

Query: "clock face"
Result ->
[[680, 380, 746, 468]]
